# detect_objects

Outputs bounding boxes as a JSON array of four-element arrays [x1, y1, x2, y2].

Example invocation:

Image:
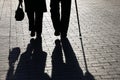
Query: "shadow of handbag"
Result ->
[[15, 2, 24, 21]]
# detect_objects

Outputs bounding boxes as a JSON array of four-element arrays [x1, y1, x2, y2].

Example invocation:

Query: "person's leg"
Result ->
[[50, 0, 61, 36], [26, 11, 34, 31], [26, 11, 36, 37], [61, 0, 71, 38], [35, 11, 43, 38]]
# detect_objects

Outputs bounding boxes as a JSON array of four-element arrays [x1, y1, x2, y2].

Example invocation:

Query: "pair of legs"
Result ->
[[50, 0, 71, 38], [27, 11, 43, 37]]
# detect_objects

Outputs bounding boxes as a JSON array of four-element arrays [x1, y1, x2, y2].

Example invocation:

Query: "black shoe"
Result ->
[[30, 31, 35, 37], [37, 34, 41, 38], [36, 32, 41, 38], [54, 31, 60, 36], [61, 33, 67, 39]]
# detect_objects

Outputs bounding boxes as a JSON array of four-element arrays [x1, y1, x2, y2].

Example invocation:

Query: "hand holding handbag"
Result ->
[[15, 2, 24, 21]]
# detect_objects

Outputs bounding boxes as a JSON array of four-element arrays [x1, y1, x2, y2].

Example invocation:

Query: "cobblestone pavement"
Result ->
[[0, 0, 120, 80]]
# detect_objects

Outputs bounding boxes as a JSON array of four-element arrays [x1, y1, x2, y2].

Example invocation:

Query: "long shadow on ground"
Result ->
[[51, 38, 95, 80], [6, 38, 51, 80]]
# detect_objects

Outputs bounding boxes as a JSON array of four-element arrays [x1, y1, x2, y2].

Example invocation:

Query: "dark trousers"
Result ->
[[27, 11, 43, 35], [50, 0, 71, 35]]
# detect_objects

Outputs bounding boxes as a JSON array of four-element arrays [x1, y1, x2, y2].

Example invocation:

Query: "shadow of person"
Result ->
[[51, 38, 84, 80], [6, 38, 51, 80], [6, 47, 21, 80], [61, 38, 95, 80], [51, 39, 64, 80]]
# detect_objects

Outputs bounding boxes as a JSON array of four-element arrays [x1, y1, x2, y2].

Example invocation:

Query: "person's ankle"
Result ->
[[54, 31, 60, 36]]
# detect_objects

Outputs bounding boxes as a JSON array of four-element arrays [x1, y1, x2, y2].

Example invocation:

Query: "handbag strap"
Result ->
[[17, 1, 23, 9]]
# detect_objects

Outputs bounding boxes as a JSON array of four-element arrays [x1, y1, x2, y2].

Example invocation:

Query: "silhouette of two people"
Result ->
[[19, 0, 71, 38], [7, 38, 95, 80], [10, 0, 95, 79]]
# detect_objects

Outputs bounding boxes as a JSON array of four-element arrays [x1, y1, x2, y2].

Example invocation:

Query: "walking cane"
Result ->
[[74, 0, 88, 72], [74, 0, 95, 79]]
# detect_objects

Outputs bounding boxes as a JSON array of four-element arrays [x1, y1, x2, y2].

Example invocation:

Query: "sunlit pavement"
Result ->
[[0, 0, 120, 80]]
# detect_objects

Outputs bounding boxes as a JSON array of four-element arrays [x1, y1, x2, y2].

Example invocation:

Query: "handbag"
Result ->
[[15, 2, 24, 21]]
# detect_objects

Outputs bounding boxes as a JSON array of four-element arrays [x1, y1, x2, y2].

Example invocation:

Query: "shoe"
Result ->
[[54, 31, 60, 36], [37, 34, 41, 38], [36, 32, 41, 38], [61, 33, 67, 39], [30, 31, 35, 37]]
